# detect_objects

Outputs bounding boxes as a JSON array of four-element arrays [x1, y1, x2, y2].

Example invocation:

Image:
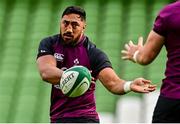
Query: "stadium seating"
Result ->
[[0, 0, 172, 123], [123, 0, 146, 80], [95, 0, 123, 117], [83, 0, 99, 43]]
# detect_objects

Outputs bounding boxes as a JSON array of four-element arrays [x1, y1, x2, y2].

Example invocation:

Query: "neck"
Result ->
[[73, 34, 85, 46]]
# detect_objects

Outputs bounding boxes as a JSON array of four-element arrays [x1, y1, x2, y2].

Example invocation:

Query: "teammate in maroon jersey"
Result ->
[[121, 1, 180, 123]]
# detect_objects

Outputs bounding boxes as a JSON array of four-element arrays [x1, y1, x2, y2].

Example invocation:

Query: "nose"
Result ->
[[66, 25, 73, 33]]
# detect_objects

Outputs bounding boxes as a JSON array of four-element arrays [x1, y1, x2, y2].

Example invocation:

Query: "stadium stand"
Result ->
[[123, 0, 146, 81], [83, 0, 99, 44], [0, 0, 173, 123], [95, 1, 123, 122], [0, 0, 6, 40]]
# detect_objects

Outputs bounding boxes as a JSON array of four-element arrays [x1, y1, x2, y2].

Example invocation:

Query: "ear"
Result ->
[[83, 23, 86, 29], [82, 26, 86, 34]]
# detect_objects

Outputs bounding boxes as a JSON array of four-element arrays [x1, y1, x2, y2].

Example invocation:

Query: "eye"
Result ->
[[63, 21, 69, 27], [72, 24, 77, 29], [71, 22, 79, 29]]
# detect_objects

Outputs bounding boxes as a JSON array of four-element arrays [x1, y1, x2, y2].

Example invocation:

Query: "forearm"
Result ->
[[106, 80, 126, 95], [98, 68, 156, 94], [39, 64, 63, 85], [98, 68, 126, 95], [105, 77, 156, 95], [134, 31, 165, 65], [134, 49, 154, 65], [37, 55, 64, 85]]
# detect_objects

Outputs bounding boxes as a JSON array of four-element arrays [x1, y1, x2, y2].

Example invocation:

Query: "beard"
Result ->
[[61, 33, 82, 46]]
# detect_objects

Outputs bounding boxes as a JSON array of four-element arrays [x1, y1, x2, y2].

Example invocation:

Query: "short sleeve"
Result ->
[[36, 37, 54, 59], [153, 8, 168, 36], [88, 47, 112, 77]]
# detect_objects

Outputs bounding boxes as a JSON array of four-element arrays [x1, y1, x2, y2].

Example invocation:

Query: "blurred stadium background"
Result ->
[[0, 0, 175, 123]]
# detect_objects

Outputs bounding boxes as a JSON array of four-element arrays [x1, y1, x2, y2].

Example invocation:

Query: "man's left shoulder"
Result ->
[[83, 36, 96, 50]]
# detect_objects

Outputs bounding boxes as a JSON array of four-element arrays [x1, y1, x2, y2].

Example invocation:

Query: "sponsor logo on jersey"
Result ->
[[54, 53, 64, 62], [40, 50, 46, 53]]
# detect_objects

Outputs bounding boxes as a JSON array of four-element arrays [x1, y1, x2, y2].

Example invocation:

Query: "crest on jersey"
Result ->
[[74, 58, 79, 65]]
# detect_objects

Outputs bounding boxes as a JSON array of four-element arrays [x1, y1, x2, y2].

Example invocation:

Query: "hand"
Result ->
[[90, 70, 96, 84], [121, 37, 144, 62], [131, 78, 156, 93]]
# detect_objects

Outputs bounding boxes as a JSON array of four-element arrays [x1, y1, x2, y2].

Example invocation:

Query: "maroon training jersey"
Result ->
[[153, 1, 180, 99], [37, 34, 112, 122]]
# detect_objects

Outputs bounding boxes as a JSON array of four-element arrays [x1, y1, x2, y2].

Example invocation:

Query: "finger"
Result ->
[[121, 56, 129, 60], [125, 44, 130, 50], [121, 50, 128, 54], [142, 79, 151, 84], [91, 80, 96, 84], [138, 37, 143, 46], [91, 76, 94, 79], [129, 40, 135, 47], [143, 88, 155, 92], [148, 84, 157, 88], [129, 40, 133, 45], [91, 76, 96, 82], [142, 88, 151, 93], [143, 84, 156, 91], [145, 87, 156, 92], [144, 85, 156, 91], [137, 78, 151, 85]]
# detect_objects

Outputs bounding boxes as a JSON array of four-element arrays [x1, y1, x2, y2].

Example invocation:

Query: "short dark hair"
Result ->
[[62, 6, 86, 21]]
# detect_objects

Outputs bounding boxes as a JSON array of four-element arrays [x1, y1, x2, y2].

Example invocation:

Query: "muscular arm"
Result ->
[[98, 67, 156, 95], [98, 67, 125, 95], [121, 30, 165, 65], [36, 55, 63, 85], [137, 30, 165, 65]]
